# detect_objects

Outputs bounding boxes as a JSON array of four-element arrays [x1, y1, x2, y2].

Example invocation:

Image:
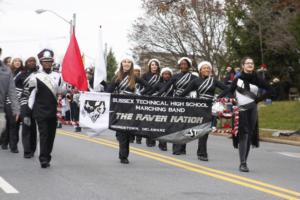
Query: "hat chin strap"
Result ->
[[43, 68, 52, 74]]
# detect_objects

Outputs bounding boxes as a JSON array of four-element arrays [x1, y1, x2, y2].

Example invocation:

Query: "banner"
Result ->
[[109, 94, 212, 143], [79, 92, 110, 132], [79, 92, 212, 143]]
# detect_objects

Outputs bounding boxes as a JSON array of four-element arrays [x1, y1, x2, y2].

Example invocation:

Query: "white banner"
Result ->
[[79, 92, 111, 134]]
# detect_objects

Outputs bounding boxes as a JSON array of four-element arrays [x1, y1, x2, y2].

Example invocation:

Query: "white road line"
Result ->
[[278, 152, 300, 159], [0, 177, 19, 193]]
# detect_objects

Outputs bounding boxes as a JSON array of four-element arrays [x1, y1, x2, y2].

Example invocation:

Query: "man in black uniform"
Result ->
[[25, 49, 63, 168]]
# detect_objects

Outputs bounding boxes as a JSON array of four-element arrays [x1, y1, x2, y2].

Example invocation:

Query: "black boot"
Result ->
[[198, 155, 208, 161], [120, 158, 129, 164], [75, 126, 81, 132], [24, 152, 34, 158], [41, 162, 50, 168], [10, 148, 19, 153], [57, 123, 62, 128], [239, 163, 249, 172]]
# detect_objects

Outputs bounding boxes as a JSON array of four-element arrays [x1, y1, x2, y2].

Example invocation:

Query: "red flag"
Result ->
[[62, 33, 88, 91]]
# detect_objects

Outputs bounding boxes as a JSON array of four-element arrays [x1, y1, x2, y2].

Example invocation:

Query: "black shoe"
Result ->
[[41, 162, 50, 168], [136, 140, 142, 144], [75, 127, 81, 132], [24, 152, 34, 159], [1, 145, 8, 150], [120, 158, 129, 164], [173, 152, 181, 155], [159, 145, 167, 151], [10, 149, 19, 153], [198, 155, 208, 161], [239, 163, 249, 172]]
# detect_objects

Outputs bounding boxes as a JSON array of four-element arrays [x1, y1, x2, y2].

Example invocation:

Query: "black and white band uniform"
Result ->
[[24, 49, 66, 168], [180, 61, 228, 161], [19, 57, 39, 158], [108, 56, 151, 164], [148, 67, 174, 151], [219, 57, 272, 172], [156, 57, 198, 155], [141, 58, 161, 147]]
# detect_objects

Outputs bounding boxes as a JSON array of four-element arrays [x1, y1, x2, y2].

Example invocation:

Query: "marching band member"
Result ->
[[150, 67, 174, 151], [133, 65, 143, 144], [141, 59, 161, 147], [181, 61, 227, 161], [23, 49, 65, 168], [219, 56, 272, 172], [20, 57, 39, 158], [108, 56, 150, 164], [157, 57, 197, 155]]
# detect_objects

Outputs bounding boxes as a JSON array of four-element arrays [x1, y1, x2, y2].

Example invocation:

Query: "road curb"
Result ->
[[260, 137, 300, 147], [212, 132, 300, 147]]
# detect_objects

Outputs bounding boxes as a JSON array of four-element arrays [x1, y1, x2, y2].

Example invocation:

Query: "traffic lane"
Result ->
[[0, 131, 276, 200], [56, 130, 284, 200], [94, 128, 300, 193]]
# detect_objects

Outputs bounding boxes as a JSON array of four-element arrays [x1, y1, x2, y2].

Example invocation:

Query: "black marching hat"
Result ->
[[38, 49, 54, 62]]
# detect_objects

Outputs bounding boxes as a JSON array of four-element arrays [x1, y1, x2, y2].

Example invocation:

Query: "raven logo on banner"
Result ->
[[79, 92, 110, 132], [84, 100, 106, 122]]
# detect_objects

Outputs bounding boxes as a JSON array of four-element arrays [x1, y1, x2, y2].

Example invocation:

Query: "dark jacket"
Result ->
[[0, 61, 20, 115], [181, 76, 227, 100], [157, 72, 198, 97], [148, 78, 174, 97], [108, 74, 150, 95]]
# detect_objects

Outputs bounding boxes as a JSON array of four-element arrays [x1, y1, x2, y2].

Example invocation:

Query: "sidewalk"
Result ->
[[212, 128, 300, 147], [259, 128, 300, 146]]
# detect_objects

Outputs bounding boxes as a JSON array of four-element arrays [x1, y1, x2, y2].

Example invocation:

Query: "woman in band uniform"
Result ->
[[108, 56, 150, 164], [181, 61, 227, 161], [219, 56, 272, 172]]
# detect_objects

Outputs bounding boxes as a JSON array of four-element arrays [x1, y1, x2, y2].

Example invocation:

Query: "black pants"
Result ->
[[22, 115, 37, 155], [116, 131, 132, 159], [238, 106, 257, 164], [211, 116, 217, 127], [146, 138, 156, 146], [135, 136, 142, 143], [70, 102, 79, 121], [1, 105, 19, 150], [172, 144, 186, 154], [158, 141, 167, 148], [36, 118, 57, 163], [197, 133, 209, 157]]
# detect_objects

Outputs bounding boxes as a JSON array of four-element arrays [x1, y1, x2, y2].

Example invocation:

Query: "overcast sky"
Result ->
[[0, 0, 143, 66]]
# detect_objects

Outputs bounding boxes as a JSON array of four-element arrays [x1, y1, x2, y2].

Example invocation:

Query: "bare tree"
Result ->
[[129, 0, 227, 72], [264, 1, 300, 54]]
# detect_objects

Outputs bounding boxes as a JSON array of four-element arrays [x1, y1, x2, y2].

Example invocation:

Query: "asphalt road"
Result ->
[[0, 126, 300, 200]]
